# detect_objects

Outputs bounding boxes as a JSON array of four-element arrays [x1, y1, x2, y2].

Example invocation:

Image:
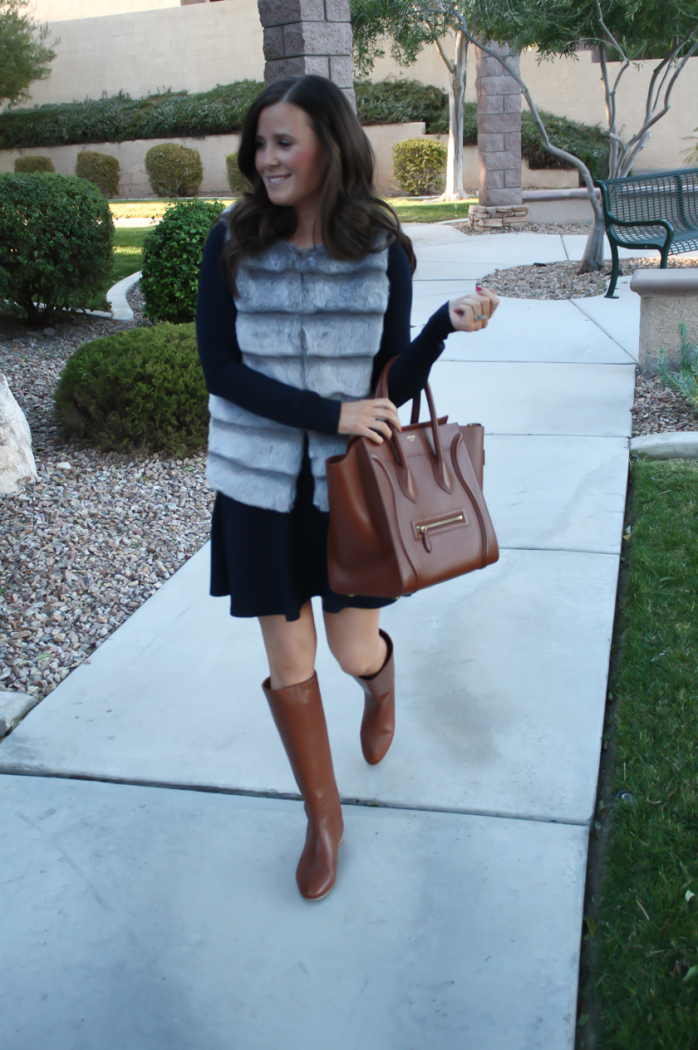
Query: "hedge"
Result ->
[[54, 322, 208, 455], [0, 172, 113, 325], [0, 79, 609, 179]]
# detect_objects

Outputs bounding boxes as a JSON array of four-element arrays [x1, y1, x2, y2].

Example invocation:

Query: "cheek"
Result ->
[[293, 146, 326, 182]]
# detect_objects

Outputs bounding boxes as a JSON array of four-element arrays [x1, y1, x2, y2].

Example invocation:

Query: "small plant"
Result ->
[[225, 152, 245, 195], [658, 323, 698, 408], [76, 150, 121, 196], [54, 322, 208, 455], [0, 172, 113, 325], [392, 138, 447, 196], [140, 198, 222, 323], [145, 142, 203, 197], [682, 129, 698, 166], [14, 155, 54, 173]]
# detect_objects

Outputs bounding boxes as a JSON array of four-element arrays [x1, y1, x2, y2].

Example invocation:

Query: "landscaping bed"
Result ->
[[477, 253, 698, 301], [0, 291, 212, 700]]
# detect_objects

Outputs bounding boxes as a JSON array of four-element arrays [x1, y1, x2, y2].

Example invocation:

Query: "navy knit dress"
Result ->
[[196, 222, 454, 622]]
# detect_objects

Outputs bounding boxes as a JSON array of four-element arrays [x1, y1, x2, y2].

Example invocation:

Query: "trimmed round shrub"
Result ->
[[0, 172, 114, 325], [76, 149, 121, 197], [140, 198, 222, 323], [14, 155, 54, 174], [54, 322, 208, 455], [145, 142, 203, 197], [225, 151, 244, 195], [392, 139, 447, 196]]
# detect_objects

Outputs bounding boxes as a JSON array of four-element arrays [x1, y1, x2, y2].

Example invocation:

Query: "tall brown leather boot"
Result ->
[[262, 672, 344, 901], [353, 630, 395, 765]]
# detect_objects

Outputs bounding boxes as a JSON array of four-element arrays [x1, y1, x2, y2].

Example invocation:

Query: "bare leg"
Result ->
[[259, 600, 317, 689], [324, 607, 395, 766], [323, 606, 387, 678]]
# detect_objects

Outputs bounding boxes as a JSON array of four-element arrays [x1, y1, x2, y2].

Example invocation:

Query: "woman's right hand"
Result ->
[[338, 398, 401, 444]]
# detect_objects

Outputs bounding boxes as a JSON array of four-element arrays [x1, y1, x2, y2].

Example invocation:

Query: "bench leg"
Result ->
[[605, 241, 620, 298]]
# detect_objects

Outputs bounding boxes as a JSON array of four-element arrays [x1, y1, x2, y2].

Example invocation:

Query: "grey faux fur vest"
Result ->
[[206, 236, 390, 513]]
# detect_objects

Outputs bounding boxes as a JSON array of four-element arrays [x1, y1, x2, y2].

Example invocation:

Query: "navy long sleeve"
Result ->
[[195, 223, 454, 433]]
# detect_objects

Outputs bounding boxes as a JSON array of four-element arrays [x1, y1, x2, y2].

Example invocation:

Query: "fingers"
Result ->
[[338, 398, 401, 442], [449, 287, 499, 332]]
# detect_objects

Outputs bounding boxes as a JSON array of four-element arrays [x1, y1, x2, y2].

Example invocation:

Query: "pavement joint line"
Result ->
[[435, 358, 637, 366], [568, 298, 638, 362], [0, 768, 592, 828], [498, 545, 621, 556], [561, 233, 571, 262]]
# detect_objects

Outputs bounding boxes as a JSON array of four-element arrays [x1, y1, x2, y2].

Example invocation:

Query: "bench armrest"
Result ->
[[604, 214, 674, 235]]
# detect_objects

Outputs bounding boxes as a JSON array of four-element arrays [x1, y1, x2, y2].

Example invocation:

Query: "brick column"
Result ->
[[470, 42, 528, 228], [257, 0, 355, 109]]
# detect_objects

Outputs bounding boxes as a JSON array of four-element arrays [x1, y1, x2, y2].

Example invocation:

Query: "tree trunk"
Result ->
[[579, 206, 607, 274], [442, 31, 467, 201]]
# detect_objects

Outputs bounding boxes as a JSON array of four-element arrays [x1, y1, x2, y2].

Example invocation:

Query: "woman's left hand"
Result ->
[[449, 287, 500, 332]]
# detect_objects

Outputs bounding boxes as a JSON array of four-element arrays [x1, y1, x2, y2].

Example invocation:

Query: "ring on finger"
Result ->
[[473, 312, 487, 321]]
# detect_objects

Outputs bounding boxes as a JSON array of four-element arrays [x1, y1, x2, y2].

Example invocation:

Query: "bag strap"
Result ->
[[373, 358, 452, 491]]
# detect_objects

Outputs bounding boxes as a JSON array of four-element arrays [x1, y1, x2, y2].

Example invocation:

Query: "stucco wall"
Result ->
[[23, 1, 264, 107], [33, 0, 179, 22], [0, 130, 579, 197], [369, 44, 698, 174]]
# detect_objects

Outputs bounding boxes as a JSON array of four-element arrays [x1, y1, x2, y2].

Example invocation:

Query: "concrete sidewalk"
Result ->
[[0, 227, 640, 1049]]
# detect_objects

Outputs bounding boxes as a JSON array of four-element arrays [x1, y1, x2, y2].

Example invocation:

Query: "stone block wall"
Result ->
[[257, 0, 354, 106], [475, 44, 523, 207]]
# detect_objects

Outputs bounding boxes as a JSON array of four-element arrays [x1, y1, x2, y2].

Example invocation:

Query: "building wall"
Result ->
[[33, 0, 179, 22], [369, 44, 698, 174], [23, 1, 264, 107], [19, 4, 698, 174]]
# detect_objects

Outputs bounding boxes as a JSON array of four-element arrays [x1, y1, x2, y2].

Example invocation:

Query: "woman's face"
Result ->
[[255, 102, 329, 211]]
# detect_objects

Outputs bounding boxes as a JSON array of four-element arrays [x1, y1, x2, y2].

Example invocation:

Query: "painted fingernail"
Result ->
[[476, 284, 483, 292]]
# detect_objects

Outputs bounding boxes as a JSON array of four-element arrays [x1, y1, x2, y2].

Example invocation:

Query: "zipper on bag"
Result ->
[[414, 511, 467, 552]]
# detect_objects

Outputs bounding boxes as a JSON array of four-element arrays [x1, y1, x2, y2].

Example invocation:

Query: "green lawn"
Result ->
[[109, 197, 475, 224], [111, 227, 149, 283], [583, 458, 698, 1048]]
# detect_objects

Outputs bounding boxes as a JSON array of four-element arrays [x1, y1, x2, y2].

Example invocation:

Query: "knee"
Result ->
[[269, 637, 316, 688], [329, 637, 375, 679]]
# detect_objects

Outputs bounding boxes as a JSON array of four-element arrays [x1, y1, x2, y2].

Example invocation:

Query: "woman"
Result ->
[[196, 75, 499, 902]]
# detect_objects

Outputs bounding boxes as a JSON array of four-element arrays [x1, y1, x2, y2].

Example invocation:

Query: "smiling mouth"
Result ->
[[267, 174, 291, 185]]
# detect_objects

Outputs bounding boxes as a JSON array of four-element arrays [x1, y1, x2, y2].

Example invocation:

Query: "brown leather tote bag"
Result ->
[[326, 358, 499, 598]]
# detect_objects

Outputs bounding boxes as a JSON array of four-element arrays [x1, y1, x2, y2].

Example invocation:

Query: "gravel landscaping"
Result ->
[[0, 288, 213, 701], [478, 254, 698, 300]]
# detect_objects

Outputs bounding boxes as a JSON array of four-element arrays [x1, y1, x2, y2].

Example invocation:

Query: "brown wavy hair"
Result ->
[[221, 75, 415, 293]]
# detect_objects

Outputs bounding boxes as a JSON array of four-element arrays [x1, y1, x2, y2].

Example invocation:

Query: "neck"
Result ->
[[289, 199, 322, 249]]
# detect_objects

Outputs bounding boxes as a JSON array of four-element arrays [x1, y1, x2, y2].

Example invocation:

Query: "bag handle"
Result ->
[[374, 358, 452, 492]]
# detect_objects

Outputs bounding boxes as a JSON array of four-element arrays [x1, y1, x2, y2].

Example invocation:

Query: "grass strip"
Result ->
[[109, 197, 475, 223], [111, 227, 149, 283], [587, 459, 698, 1048]]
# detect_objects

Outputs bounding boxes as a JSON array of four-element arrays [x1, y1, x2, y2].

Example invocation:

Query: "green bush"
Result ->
[[54, 323, 208, 455], [14, 155, 54, 173], [225, 151, 244, 195], [392, 138, 447, 196], [0, 83, 265, 151], [145, 142, 203, 197], [521, 110, 609, 183], [355, 79, 449, 134], [0, 172, 113, 325], [141, 198, 222, 323], [75, 149, 121, 196]]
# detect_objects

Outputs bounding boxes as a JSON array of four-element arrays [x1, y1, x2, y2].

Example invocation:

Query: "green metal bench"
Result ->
[[597, 168, 698, 298]]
